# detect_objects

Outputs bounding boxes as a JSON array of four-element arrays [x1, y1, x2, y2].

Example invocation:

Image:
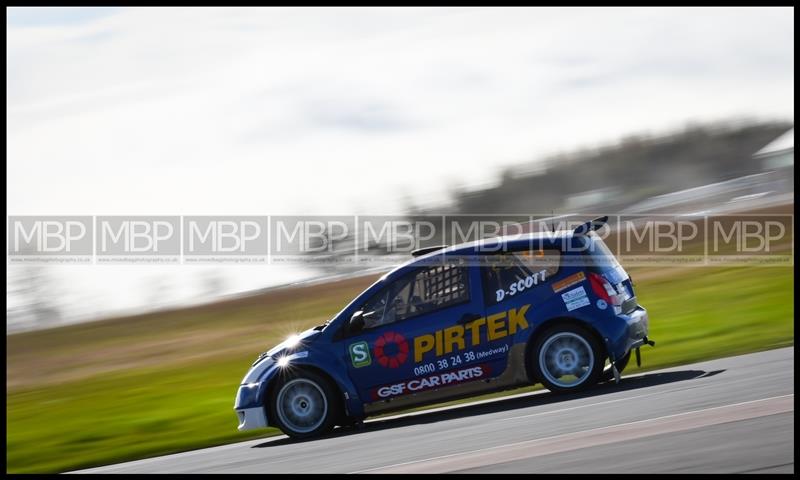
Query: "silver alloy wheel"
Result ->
[[538, 332, 595, 388], [275, 378, 328, 434]]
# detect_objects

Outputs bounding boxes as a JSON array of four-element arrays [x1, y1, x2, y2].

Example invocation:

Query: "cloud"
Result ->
[[6, 7, 794, 317], [305, 100, 416, 133], [6, 7, 795, 215], [7, 7, 123, 27]]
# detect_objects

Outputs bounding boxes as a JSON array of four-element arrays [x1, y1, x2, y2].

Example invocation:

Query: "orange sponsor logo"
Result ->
[[552, 271, 586, 292]]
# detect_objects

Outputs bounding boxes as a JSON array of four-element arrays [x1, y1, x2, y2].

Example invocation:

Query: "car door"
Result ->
[[342, 261, 486, 404]]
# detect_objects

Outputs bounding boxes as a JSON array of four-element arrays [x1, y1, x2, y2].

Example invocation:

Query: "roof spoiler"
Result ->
[[411, 245, 448, 257], [572, 216, 609, 236]]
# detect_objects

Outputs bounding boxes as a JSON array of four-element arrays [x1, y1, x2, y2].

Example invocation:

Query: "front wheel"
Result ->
[[269, 371, 339, 439], [533, 324, 603, 393]]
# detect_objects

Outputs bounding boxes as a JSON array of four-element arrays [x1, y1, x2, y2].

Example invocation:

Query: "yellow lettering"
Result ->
[[487, 312, 507, 340], [415, 335, 435, 362], [443, 325, 465, 354], [468, 317, 486, 346], [414, 304, 533, 362], [508, 304, 530, 334]]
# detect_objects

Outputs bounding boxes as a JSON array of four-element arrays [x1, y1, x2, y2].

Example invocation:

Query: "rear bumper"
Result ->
[[236, 407, 268, 431], [626, 306, 649, 341], [608, 306, 649, 360]]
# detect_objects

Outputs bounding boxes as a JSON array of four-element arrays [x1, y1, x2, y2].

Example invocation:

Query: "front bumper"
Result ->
[[236, 407, 268, 431], [234, 382, 269, 431]]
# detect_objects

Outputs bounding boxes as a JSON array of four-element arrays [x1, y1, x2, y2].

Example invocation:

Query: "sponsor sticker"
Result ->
[[566, 296, 590, 311], [370, 364, 493, 400], [412, 304, 530, 363], [552, 271, 586, 293], [562, 286, 589, 311], [374, 331, 409, 368], [561, 286, 587, 303], [349, 341, 372, 368]]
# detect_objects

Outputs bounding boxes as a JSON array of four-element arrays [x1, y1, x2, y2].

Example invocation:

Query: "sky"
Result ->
[[6, 7, 795, 327]]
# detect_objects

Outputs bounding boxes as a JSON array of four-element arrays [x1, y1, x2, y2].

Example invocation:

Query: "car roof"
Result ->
[[380, 230, 576, 281]]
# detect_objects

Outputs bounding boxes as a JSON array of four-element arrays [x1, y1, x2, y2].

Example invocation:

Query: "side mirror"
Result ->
[[349, 310, 366, 333]]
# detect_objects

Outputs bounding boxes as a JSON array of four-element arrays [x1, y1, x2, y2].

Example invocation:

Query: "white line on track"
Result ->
[[352, 394, 794, 474]]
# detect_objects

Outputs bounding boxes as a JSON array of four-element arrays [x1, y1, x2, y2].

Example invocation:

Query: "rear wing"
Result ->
[[572, 216, 609, 236]]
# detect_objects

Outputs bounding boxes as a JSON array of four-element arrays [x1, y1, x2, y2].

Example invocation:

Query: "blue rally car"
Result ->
[[234, 217, 652, 438]]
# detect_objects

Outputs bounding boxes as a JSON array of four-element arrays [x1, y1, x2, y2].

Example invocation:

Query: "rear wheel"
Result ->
[[269, 371, 339, 439], [533, 324, 603, 393]]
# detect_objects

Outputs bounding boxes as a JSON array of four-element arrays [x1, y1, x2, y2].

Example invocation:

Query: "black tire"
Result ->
[[268, 370, 340, 439], [601, 350, 632, 382], [337, 416, 361, 430], [532, 324, 604, 393]]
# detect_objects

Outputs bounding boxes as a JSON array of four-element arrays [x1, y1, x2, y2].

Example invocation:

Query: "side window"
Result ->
[[359, 288, 391, 330], [515, 249, 561, 278], [361, 264, 470, 330], [481, 249, 561, 306]]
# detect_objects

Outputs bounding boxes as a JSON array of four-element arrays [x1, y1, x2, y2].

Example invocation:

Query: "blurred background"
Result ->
[[6, 6, 794, 473]]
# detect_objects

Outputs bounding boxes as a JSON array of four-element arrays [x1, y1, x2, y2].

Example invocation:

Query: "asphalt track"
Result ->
[[76, 347, 794, 474]]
